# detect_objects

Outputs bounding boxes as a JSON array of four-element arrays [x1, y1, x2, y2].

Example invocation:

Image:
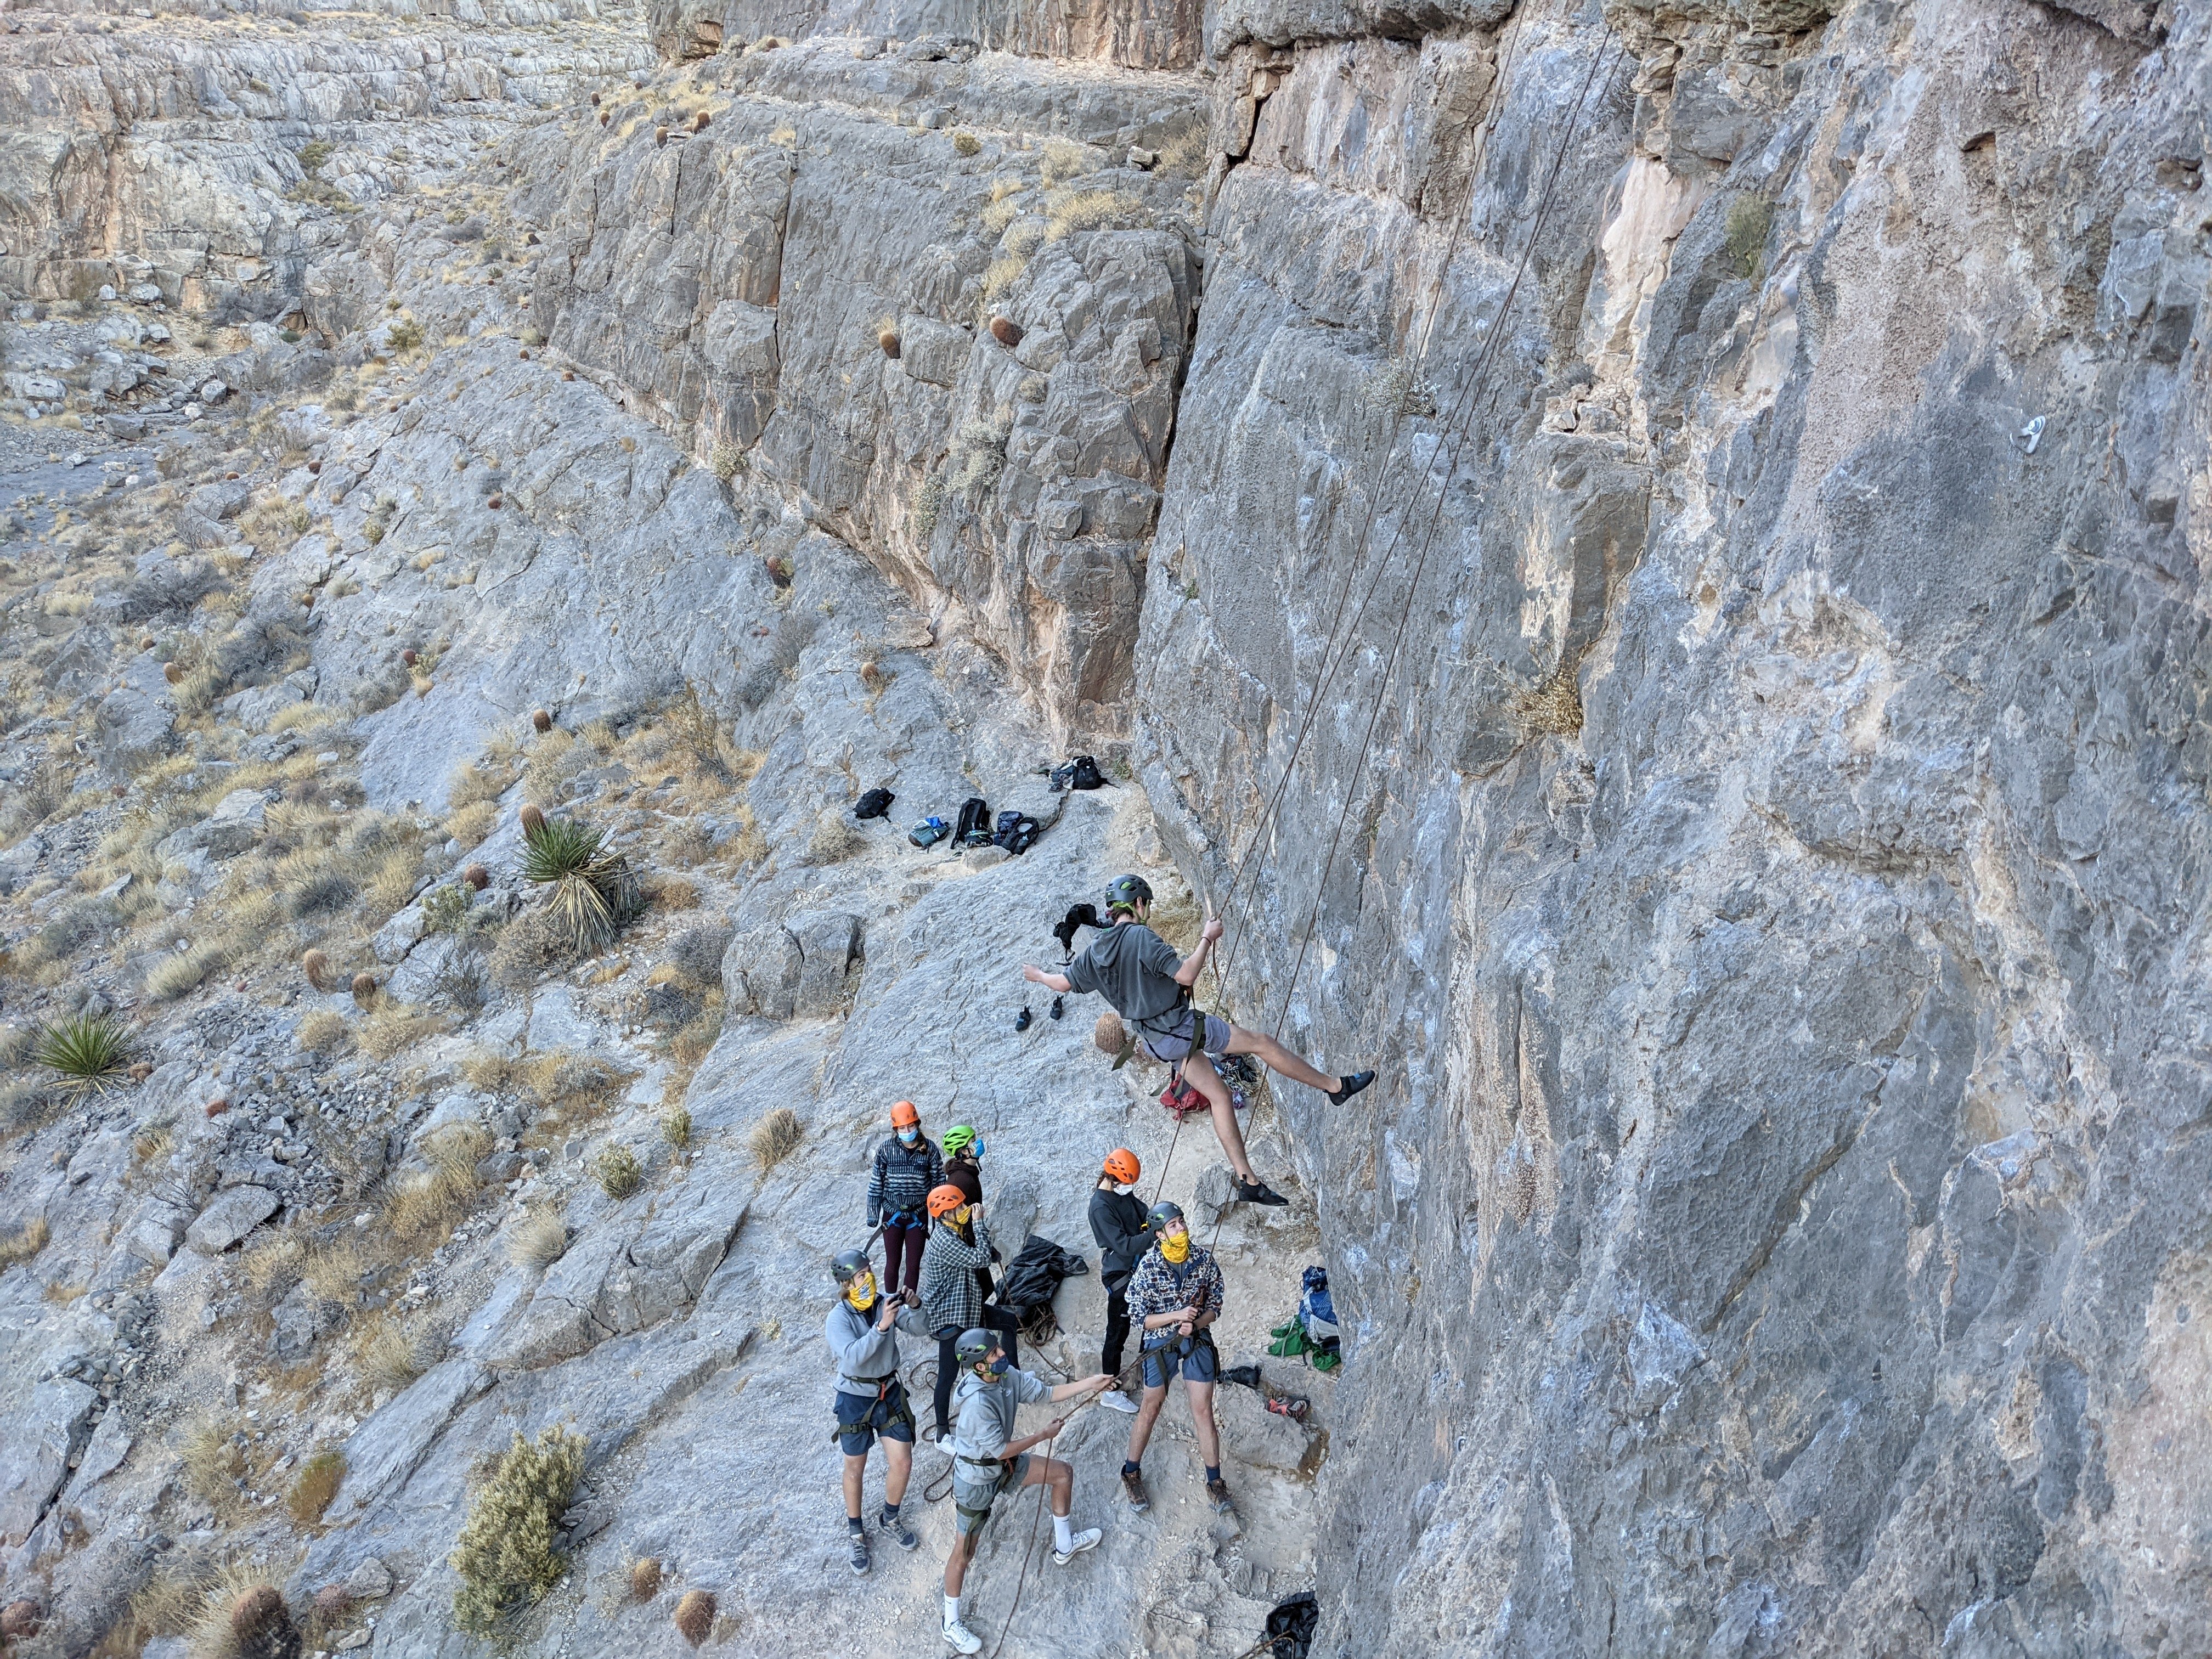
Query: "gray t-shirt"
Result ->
[[1064, 921, 1186, 1032], [948, 1364, 1051, 1479]]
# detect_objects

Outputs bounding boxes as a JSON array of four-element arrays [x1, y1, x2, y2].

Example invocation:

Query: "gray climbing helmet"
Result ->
[[1105, 874, 1153, 912], [955, 1327, 1001, 1367], [831, 1248, 871, 1284]]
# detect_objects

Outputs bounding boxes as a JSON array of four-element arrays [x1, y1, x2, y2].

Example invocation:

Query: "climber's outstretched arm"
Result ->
[[1023, 964, 1074, 994]]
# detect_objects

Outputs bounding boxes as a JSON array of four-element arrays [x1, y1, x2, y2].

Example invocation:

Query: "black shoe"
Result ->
[[1049, 995, 1064, 1020], [1234, 1178, 1289, 1207], [1015, 1006, 1032, 1032], [1328, 1070, 1375, 1105]]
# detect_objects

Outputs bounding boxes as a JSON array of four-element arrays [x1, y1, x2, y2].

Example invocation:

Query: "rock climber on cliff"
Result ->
[[939, 1327, 1111, 1654], [824, 1248, 930, 1575], [866, 1099, 943, 1299], [1024, 875, 1374, 1206], [1117, 1201, 1233, 1516]]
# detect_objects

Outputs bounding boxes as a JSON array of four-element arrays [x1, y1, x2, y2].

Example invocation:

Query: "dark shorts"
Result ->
[[1142, 1334, 1219, 1389], [952, 1454, 1030, 1534], [1138, 1009, 1232, 1065], [835, 1381, 916, 1455]]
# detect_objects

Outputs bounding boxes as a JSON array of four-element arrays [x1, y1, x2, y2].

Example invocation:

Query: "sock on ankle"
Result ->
[[847, 1515, 865, 1535], [880, 1502, 899, 1523], [944, 1595, 961, 1626], [1121, 1459, 1141, 1476], [1205, 1465, 1221, 1483], [1052, 1513, 1074, 1553]]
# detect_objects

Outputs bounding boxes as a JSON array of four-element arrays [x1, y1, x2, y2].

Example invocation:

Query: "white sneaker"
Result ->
[[1099, 1390, 1139, 1414], [943, 1616, 984, 1654], [1051, 1526, 1102, 1566]]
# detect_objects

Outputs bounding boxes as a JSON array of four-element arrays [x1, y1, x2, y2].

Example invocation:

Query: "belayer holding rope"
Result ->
[[825, 1248, 930, 1574], [921, 1184, 1023, 1443], [1117, 1201, 1234, 1515], [940, 1328, 1112, 1654], [1025, 875, 1374, 1206]]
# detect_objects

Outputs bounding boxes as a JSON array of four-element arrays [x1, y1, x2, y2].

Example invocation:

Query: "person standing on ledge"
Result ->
[[823, 1248, 929, 1575], [1024, 874, 1374, 1206], [919, 1184, 1022, 1443], [939, 1328, 1111, 1655], [866, 1099, 942, 1300], [1117, 1201, 1233, 1516], [1088, 1147, 1152, 1414]]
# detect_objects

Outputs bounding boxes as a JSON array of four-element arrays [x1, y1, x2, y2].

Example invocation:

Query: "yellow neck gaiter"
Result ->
[[1160, 1232, 1190, 1265]]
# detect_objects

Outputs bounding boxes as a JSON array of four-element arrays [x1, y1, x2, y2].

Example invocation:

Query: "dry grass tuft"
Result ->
[[358, 999, 445, 1062], [287, 1449, 346, 1527], [748, 1107, 802, 1172], [628, 1556, 662, 1601], [507, 1208, 568, 1270], [384, 1123, 488, 1244], [807, 810, 865, 866], [659, 1105, 692, 1152], [0, 1215, 50, 1268], [352, 1310, 432, 1394], [1516, 667, 1584, 737], [297, 1009, 353, 1054], [179, 1412, 247, 1510]]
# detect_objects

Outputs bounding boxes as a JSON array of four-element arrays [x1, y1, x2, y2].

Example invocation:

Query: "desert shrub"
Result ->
[[748, 1107, 801, 1171], [1517, 667, 1583, 737], [952, 130, 980, 156], [489, 903, 577, 988], [593, 1144, 643, 1200], [287, 1450, 346, 1526], [296, 1009, 352, 1054], [507, 1208, 567, 1269], [450, 1426, 588, 1634], [179, 1413, 247, 1508], [448, 758, 510, 809], [421, 882, 472, 934], [32, 1011, 131, 1093], [0, 1216, 50, 1269], [518, 815, 639, 952], [444, 799, 497, 848], [385, 1124, 487, 1242], [660, 1106, 692, 1152], [1040, 135, 1087, 182], [358, 1000, 444, 1062], [352, 1310, 431, 1393], [807, 811, 864, 866], [1725, 194, 1772, 281], [147, 943, 225, 1001]]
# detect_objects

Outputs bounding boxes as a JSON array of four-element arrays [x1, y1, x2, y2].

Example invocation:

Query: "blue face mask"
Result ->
[[969, 1138, 985, 1160], [987, 1355, 1012, 1376], [898, 1126, 918, 1144]]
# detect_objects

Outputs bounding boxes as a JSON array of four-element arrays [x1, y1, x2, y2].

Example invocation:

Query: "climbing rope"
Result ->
[[1262, 33, 1623, 1057]]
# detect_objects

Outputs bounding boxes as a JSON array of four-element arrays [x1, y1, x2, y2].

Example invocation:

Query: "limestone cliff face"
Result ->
[[1134, 1, 2212, 1654]]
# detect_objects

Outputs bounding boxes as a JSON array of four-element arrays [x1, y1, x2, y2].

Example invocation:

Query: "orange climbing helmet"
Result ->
[[890, 1100, 920, 1129], [1103, 1148, 1141, 1184], [927, 1183, 968, 1220]]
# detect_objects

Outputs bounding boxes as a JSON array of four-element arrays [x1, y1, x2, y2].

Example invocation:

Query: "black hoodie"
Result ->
[[1089, 1186, 1153, 1291]]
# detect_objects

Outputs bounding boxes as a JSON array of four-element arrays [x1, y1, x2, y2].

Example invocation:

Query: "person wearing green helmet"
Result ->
[[940, 1124, 998, 1301], [1023, 875, 1375, 1207], [825, 1246, 930, 1574], [939, 1327, 1112, 1654]]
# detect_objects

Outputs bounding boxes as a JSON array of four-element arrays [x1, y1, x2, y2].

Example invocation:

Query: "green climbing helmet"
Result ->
[[1104, 874, 1154, 912], [942, 1125, 978, 1157]]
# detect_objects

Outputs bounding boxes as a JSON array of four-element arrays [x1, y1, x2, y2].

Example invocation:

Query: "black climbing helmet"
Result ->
[[955, 1327, 1002, 1367], [1147, 1200, 1184, 1230], [831, 1248, 871, 1284], [1105, 874, 1153, 912]]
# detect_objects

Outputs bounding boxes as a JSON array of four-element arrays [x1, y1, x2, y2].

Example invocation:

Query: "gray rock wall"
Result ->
[[1132, 0, 2212, 1653]]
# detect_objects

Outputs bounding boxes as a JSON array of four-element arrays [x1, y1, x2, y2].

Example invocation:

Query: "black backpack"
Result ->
[[853, 788, 894, 820], [992, 810, 1041, 855], [1049, 754, 1107, 792], [953, 796, 992, 847]]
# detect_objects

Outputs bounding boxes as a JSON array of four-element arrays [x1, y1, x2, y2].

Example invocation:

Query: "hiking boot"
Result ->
[[1206, 1477, 1236, 1514], [1234, 1177, 1290, 1207], [943, 1616, 984, 1655], [884, 1510, 918, 1550], [1328, 1070, 1375, 1105], [1052, 1526, 1102, 1566], [1099, 1389, 1140, 1414], [848, 1529, 870, 1575], [1121, 1469, 1150, 1511]]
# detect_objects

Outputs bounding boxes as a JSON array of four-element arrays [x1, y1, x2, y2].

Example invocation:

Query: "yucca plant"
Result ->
[[519, 815, 639, 953], [32, 1012, 131, 1094]]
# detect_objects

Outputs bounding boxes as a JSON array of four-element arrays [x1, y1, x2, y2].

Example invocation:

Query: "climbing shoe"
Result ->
[[943, 1616, 984, 1655], [1049, 995, 1064, 1020], [1051, 1526, 1102, 1566], [1234, 1178, 1290, 1207], [1099, 1389, 1141, 1414], [1266, 1395, 1310, 1422], [1328, 1070, 1375, 1105], [1015, 1006, 1033, 1032], [1206, 1477, 1236, 1514], [1121, 1469, 1151, 1512], [848, 1528, 870, 1575], [884, 1508, 918, 1550]]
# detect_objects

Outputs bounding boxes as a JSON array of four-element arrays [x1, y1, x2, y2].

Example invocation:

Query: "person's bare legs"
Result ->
[[1126, 1380, 1170, 1465], [1180, 1054, 1257, 1183], [1224, 1024, 1340, 1093], [883, 1438, 912, 1509], [1187, 1379, 1219, 1468], [1020, 1453, 1075, 1517], [842, 1452, 868, 1521], [945, 1531, 979, 1598]]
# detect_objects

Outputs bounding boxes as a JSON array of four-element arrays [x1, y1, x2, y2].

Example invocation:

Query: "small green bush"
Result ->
[[298, 139, 333, 176], [31, 1012, 131, 1093], [660, 1107, 692, 1152], [1724, 195, 1772, 281], [594, 1144, 644, 1200], [287, 1450, 346, 1526], [450, 1427, 587, 1634], [422, 882, 472, 934]]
